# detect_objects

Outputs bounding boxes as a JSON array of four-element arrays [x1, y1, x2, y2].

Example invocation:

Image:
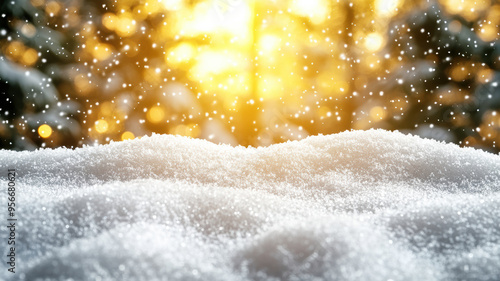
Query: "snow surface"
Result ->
[[1, 129, 500, 281]]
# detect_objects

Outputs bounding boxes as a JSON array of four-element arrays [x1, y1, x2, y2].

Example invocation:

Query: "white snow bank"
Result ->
[[1, 130, 499, 280]]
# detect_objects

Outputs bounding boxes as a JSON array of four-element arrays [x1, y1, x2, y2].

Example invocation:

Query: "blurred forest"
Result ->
[[0, 0, 499, 151]]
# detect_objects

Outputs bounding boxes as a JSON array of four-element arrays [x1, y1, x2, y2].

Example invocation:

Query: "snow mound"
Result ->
[[1, 130, 499, 280]]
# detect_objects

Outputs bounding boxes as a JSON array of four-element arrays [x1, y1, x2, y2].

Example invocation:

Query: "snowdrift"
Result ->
[[1, 130, 499, 280]]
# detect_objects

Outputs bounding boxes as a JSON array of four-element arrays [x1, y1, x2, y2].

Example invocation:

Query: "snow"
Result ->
[[1, 129, 500, 280]]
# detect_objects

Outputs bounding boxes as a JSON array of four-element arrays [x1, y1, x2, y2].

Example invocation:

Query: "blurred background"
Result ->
[[0, 0, 499, 151]]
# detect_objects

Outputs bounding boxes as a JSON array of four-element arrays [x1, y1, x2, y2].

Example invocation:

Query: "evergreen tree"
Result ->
[[365, 1, 500, 150], [0, 0, 80, 149]]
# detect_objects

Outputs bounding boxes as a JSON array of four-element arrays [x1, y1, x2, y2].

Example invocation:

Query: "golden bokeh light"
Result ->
[[91, 43, 114, 61], [479, 24, 498, 42], [95, 120, 109, 133], [6, 41, 25, 60], [102, 13, 118, 30], [113, 13, 137, 37], [442, 0, 490, 21], [477, 68, 494, 84], [45, 1, 61, 16], [22, 48, 38, 66], [38, 124, 53, 138], [121, 131, 135, 141], [147, 106, 166, 123], [364, 33, 385, 52], [370, 106, 387, 120], [449, 63, 472, 82], [143, 0, 162, 15]]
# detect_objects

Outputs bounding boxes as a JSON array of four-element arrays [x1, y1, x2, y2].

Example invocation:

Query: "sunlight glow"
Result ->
[[258, 34, 281, 53], [290, 0, 330, 25], [160, 0, 184, 11], [181, 1, 251, 39], [375, 0, 400, 17], [166, 43, 196, 66], [191, 50, 240, 77]]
